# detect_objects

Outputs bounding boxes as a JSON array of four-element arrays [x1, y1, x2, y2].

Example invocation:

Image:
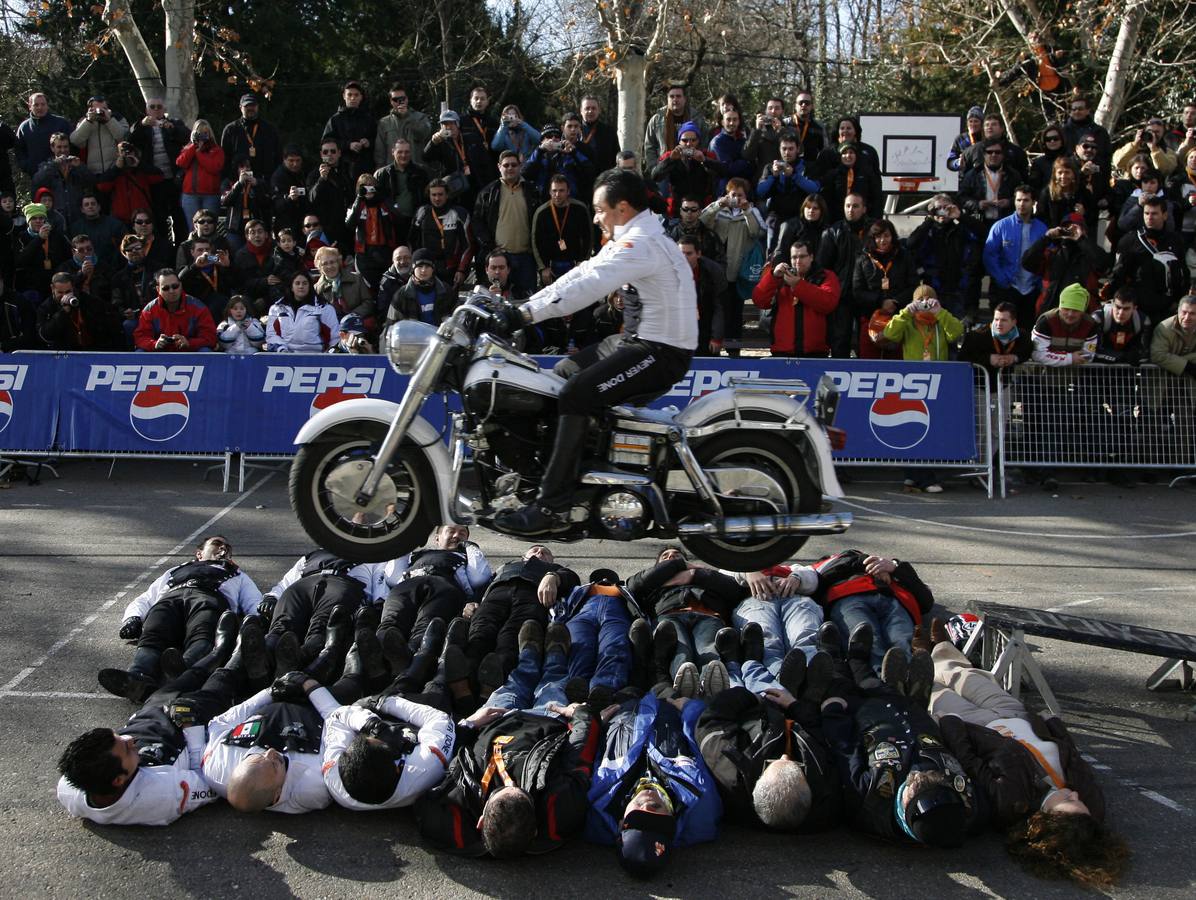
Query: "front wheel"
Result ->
[[677, 430, 820, 570], [289, 422, 438, 563]]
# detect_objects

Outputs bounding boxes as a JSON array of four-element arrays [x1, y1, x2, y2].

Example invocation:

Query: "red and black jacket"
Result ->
[[810, 549, 934, 626], [414, 707, 599, 855]]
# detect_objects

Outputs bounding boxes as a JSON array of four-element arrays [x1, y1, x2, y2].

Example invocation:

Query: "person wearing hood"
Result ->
[[323, 80, 376, 179]]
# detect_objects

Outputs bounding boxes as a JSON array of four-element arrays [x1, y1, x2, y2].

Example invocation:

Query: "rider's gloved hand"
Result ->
[[495, 303, 528, 337]]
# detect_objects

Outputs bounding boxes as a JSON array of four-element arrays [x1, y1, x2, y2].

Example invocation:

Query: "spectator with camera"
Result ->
[[1113, 119, 1176, 178], [754, 237, 839, 359], [907, 195, 980, 318], [491, 105, 541, 163], [128, 98, 187, 185], [423, 110, 489, 209], [522, 122, 594, 201], [271, 146, 312, 234], [375, 84, 432, 169], [220, 94, 282, 181], [323, 80, 375, 179], [374, 138, 429, 245], [853, 219, 916, 359], [70, 194, 126, 268], [345, 173, 401, 288], [473, 152, 540, 293], [14, 92, 73, 177], [220, 156, 272, 254], [306, 139, 354, 251], [175, 209, 230, 269], [328, 313, 374, 354], [743, 97, 787, 181], [650, 122, 721, 217], [37, 270, 121, 351], [95, 142, 166, 229], [179, 236, 235, 320], [757, 134, 820, 249], [1022, 212, 1107, 316], [133, 268, 217, 352], [644, 84, 706, 181], [13, 202, 72, 301], [32, 132, 93, 227], [175, 119, 225, 226], [57, 234, 114, 304], [70, 96, 129, 176], [1071, 135, 1112, 231]]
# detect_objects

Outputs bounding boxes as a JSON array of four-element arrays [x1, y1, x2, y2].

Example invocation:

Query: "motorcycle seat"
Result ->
[[611, 404, 680, 425]]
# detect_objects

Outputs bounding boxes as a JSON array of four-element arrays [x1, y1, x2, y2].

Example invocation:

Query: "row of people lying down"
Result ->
[[57, 532, 1127, 887]]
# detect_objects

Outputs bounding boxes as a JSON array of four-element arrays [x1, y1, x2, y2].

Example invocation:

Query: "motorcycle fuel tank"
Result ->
[[462, 357, 564, 419]]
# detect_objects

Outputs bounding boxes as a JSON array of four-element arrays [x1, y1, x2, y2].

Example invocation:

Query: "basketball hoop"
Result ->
[[892, 176, 938, 192]]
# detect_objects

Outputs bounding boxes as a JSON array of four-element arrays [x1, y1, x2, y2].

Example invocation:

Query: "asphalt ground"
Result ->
[[1, 459, 1194, 899]]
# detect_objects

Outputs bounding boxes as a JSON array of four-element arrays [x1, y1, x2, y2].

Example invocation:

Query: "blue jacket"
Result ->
[[585, 692, 722, 847], [982, 212, 1047, 290]]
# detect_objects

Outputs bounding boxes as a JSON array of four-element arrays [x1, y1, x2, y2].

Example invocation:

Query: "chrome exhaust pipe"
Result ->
[[675, 512, 852, 536]]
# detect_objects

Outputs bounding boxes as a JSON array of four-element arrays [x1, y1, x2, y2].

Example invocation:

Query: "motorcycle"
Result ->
[[289, 289, 851, 568]]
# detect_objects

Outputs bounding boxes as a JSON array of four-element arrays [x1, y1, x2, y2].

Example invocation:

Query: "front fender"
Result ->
[[293, 398, 455, 522], [676, 390, 844, 499]]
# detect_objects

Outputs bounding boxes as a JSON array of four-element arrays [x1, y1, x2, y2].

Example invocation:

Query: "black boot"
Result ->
[[492, 414, 588, 535], [342, 627, 387, 684], [306, 606, 353, 684], [226, 615, 270, 686], [190, 611, 240, 673], [97, 668, 157, 703]]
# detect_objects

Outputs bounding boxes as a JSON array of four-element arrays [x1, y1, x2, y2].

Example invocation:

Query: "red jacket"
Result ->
[[133, 295, 217, 351], [176, 142, 225, 195], [96, 166, 166, 224], [752, 265, 840, 355]]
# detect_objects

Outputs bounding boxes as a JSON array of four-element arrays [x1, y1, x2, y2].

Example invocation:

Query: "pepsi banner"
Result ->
[[1, 353, 976, 463]]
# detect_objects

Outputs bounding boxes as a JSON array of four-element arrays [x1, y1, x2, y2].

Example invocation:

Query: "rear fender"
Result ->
[[676, 390, 844, 498], [294, 398, 455, 521]]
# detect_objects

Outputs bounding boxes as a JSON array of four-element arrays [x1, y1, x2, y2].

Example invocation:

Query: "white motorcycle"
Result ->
[[289, 290, 851, 568]]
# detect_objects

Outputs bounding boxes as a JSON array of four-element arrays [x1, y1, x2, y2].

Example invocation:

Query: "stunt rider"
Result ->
[[495, 169, 698, 535]]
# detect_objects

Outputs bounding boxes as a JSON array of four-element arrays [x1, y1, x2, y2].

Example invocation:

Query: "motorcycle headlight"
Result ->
[[384, 320, 437, 374]]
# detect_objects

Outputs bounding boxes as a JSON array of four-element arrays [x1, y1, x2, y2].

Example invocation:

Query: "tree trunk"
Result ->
[[162, 0, 197, 125], [1095, 4, 1146, 132], [437, 0, 454, 106], [104, 0, 165, 101], [615, 50, 648, 162]]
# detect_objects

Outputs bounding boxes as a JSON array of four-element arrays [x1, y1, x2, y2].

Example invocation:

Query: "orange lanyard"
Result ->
[[846, 168, 855, 192], [199, 267, 218, 291], [550, 202, 569, 237], [479, 736, 514, 795], [869, 253, 892, 277], [430, 208, 447, 250], [797, 118, 809, 144], [471, 115, 489, 143], [984, 167, 1001, 196], [451, 135, 466, 163]]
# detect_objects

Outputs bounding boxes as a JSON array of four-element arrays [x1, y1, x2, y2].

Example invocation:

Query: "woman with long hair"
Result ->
[[1037, 157, 1092, 227]]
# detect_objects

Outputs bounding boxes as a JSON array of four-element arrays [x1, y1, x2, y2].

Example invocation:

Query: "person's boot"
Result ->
[[847, 623, 880, 689], [354, 605, 381, 631], [402, 618, 448, 686], [930, 616, 950, 647], [305, 606, 353, 684], [741, 622, 765, 664], [699, 660, 730, 698], [492, 414, 588, 535], [444, 616, 469, 650], [442, 645, 473, 702], [379, 627, 412, 677], [628, 618, 652, 688], [880, 647, 909, 693], [911, 624, 932, 655], [816, 621, 842, 657], [477, 652, 506, 700], [801, 651, 835, 703], [778, 648, 807, 697], [342, 627, 387, 685], [714, 627, 741, 665], [907, 650, 935, 709], [273, 631, 303, 675], [653, 620, 678, 682], [226, 615, 269, 685], [518, 620, 544, 656], [97, 667, 157, 703], [159, 647, 185, 680], [191, 611, 239, 673]]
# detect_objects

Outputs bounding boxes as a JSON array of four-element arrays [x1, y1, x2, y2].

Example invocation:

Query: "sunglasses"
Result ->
[[160, 283, 182, 290], [320, 149, 338, 156], [303, 222, 320, 228], [390, 96, 408, 103], [1045, 135, 1063, 142], [148, 104, 165, 110], [680, 206, 700, 212], [134, 219, 152, 225]]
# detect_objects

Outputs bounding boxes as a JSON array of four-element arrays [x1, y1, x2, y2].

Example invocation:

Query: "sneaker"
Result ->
[[714, 626, 741, 664], [801, 651, 834, 703], [477, 652, 506, 699], [907, 649, 934, 708], [700, 660, 730, 698], [673, 661, 699, 698], [880, 647, 909, 692], [923, 483, 944, 494], [777, 648, 807, 697], [517, 619, 544, 655], [544, 622, 571, 659], [816, 621, 842, 657], [741, 622, 765, 663]]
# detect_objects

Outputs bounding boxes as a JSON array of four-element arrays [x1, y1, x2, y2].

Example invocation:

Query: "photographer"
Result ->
[[743, 97, 787, 180], [756, 134, 820, 239], [220, 156, 273, 255], [907, 195, 981, 318], [490, 105, 541, 163], [1112, 118, 1176, 178], [36, 271, 121, 350], [132, 268, 217, 352], [650, 122, 722, 217], [95, 142, 166, 228], [1021, 213, 1109, 316], [70, 96, 129, 176], [521, 123, 594, 200], [754, 237, 839, 358], [327, 312, 375, 354], [271, 146, 312, 234], [32, 132, 92, 227], [179, 237, 235, 321], [176, 119, 225, 226], [345, 173, 401, 288]]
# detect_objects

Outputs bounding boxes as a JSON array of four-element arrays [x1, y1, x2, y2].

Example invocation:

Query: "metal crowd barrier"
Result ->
[[836, 365, 994, 498], [996, 363, 1196, 496]]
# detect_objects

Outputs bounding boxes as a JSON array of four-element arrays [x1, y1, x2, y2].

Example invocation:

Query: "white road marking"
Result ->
[[0, 473, 274, 700], [1081, 753, 1194, 816], [1045, 598, 1098, 612], [837, 497, 1196, 540], [3, 691, 125, 700]]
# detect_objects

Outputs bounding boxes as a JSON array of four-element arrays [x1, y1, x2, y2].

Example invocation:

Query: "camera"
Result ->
[[502, 115, 514, 126], [65, 295, 79, 308], [204, 253, 221, 264], [295, 187, 305, 196]]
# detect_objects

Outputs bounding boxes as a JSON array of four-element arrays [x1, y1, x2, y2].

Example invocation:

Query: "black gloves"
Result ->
[[119, 616, 143, 640], [167, 700, 199, 730], [355, 694, 385, 713], [362, 717, 417, 756], [257, 595, 277, 625], [271, 671, 310, 703], [495, 302, 527, 337]]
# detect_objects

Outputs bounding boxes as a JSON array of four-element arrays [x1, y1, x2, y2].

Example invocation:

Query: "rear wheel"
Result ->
[[289, 423, 438, 563], [677, 430, 819, 570]]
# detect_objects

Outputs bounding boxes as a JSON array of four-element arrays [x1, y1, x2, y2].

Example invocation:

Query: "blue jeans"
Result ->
[[662, 610, 721, 678], [487, 644, 568, 713], [727, 659, 779, 693], [180, 193, 219, 226], [563, 595, 631, 692], [733, 595, 824, 674], [828, 592, 915, 671]]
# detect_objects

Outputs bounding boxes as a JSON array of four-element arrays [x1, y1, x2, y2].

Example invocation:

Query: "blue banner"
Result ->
[[1, 353, 976, 462]]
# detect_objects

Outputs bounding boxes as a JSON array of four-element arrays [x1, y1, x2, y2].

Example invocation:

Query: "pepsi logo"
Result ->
[[0, 389, 12, 434], [868, 392, 930, 450], [130, 386, 191, 442], [309, 386, 366, 418]]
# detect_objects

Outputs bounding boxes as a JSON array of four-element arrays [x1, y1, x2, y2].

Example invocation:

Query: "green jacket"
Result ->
[[883, 306, 964, 361], [1149, 314, 1196, 375]]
